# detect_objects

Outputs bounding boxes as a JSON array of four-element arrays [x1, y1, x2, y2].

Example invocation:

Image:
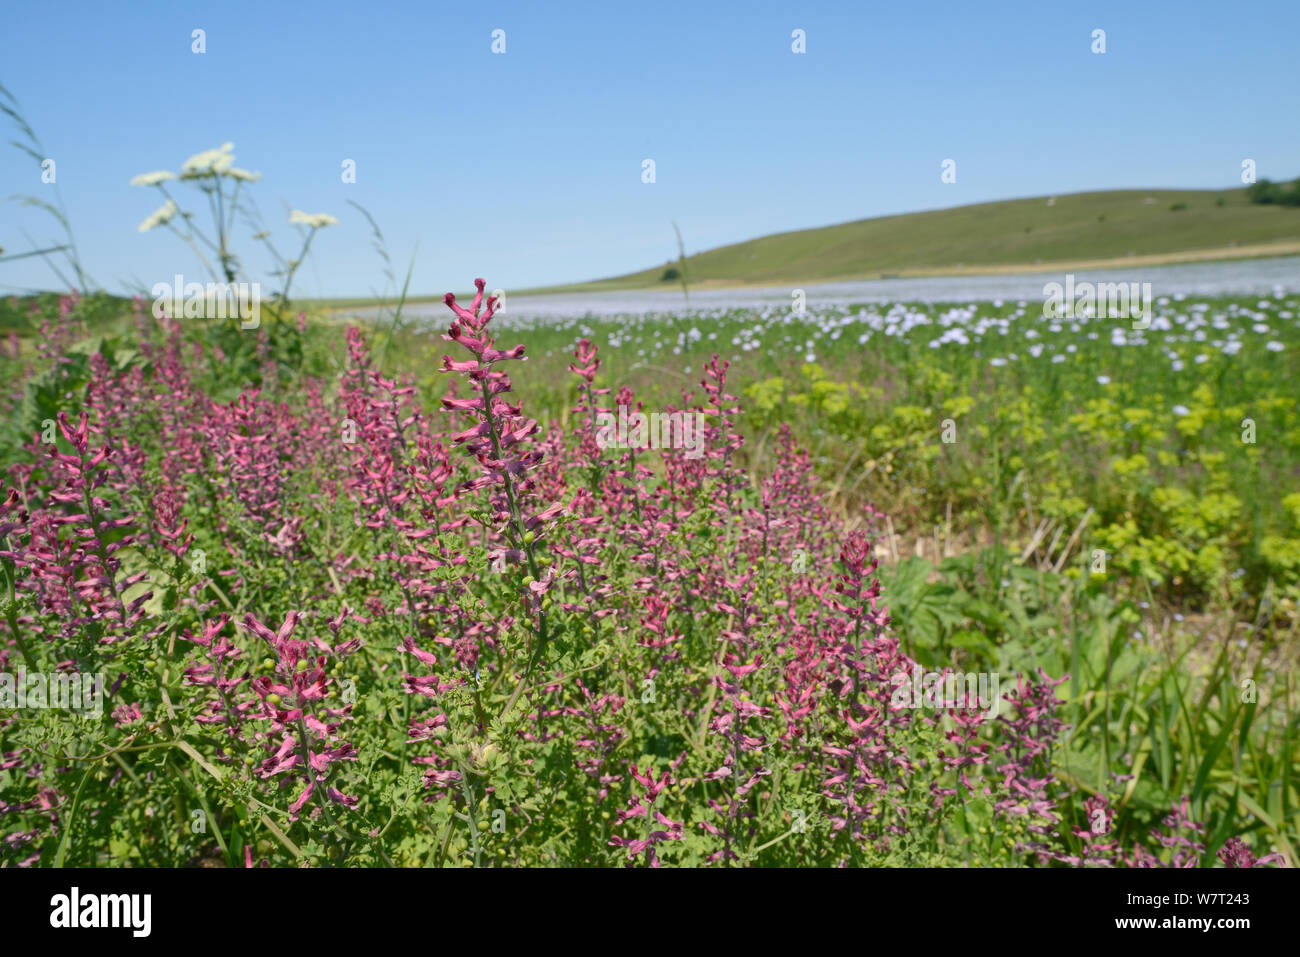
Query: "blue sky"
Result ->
[[2, 0, 1297, 297]]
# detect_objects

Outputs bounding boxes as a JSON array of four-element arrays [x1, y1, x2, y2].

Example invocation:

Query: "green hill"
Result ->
[[528, 187, 1300, 294]]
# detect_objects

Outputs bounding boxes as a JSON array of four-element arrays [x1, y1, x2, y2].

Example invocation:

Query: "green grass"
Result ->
[[514, 187, 1300, 294]]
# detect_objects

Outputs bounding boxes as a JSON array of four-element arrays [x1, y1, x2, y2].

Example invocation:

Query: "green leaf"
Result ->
[[1192, 709, 1236, 804]]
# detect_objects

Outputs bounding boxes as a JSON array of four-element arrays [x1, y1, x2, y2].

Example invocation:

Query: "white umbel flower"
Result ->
[[289, 210, 338, 228], [138, 199, 178, 232], [180, 142, 235, 177], [130, 170, 176, 187]]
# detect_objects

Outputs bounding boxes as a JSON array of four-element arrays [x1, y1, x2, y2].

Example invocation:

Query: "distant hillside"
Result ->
[[526, 187, 1300, 294]]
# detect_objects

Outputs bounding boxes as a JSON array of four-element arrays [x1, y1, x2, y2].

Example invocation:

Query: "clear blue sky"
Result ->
[[2, 0, 1297, 297]]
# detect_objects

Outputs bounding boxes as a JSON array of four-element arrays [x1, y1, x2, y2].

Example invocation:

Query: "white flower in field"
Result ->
[[1051, 354, 1066, 364], [226, 167, 262, 182], [137, 199, 177, 232], [1266, 341, 1284, 352], [289, 210, 339, 228], [1253, 323, 1271, 333], [989, 357, 1007, 367], [1172, 404, 1190, 416], [1171, 359, 1184, 371], [130, 170, 176, 187], [1096, 375, 1111, 385], [1194, 354, 1209, 364], [181, 142, 235, 178]]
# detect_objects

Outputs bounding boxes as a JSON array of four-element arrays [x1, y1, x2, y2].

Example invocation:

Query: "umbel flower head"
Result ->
[[138, 199, 178, 233], [180, 142, 235, 178], [290, 210, 338, 228], [129, 170, 176, 187]]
